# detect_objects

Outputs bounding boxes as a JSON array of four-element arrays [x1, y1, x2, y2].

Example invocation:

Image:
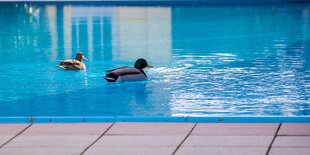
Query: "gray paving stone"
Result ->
[[2, 135, 99, 148], [84, 147, 176, 155], [0, 147, 82, 155], [278, 123, 310, 136], [0, 124, 29, 135], [22, 123, 112, 135], [91, 135, 185, 147], [273, 136, 310, 147], [0, 122, 308, 155], [269, 148, 310, 155], [182, 136, 273, 147], [192, 123, 279, 136], [107, 123, 195, 135], [176, 147, 268, 155], [0, 136, 13, 146], [0, 124, 29, 147]]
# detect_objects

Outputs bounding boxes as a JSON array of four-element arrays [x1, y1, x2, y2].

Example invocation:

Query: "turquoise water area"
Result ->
[[0, 3, 310, 117]]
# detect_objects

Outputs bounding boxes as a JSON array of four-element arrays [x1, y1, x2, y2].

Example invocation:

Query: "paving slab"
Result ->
[[0, 136, 14, 147], [89, 135, 185, 147], [0, 147, 84, 155], [0, 124, 29, 146], [0, 124, 29, 135], [176, 147, 268, 155], [2, 135, 99, 148], [0, 122, 309, 155], [84, 147, 176, 155], [272, 136, 310, 147], [191, 123, 279, 136], [182, 136, 273, 147], [21, 123, 112, 135], [269, 148, 310, 155], [278, 123, 310, 136], [106, 123, 195, 135], [0, 123, 112, 155]]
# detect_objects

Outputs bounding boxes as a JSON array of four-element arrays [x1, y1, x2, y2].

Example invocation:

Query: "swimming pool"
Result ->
[[0, 3, 310, 118]]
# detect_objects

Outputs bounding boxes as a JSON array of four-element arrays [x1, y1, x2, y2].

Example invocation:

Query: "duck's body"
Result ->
[[105, 67, 147, 82], [58, 60, 86, 70], [104, 59, 153, 82], [56, 52, 87, 70]]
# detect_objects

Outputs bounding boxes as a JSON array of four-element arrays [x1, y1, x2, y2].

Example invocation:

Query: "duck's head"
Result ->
[[76, 52, 88, 62], [134, 58, 153, 69]]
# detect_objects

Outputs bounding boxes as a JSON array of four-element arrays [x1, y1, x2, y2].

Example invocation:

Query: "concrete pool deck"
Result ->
[[0, 123, 309, 155]]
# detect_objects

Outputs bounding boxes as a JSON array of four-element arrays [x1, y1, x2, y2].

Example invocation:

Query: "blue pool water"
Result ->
[[0, 3, 310, 117]]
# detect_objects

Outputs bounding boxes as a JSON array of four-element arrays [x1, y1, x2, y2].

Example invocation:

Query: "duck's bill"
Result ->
[[83, 57, 88, 61], [147, 64, 154, 68]]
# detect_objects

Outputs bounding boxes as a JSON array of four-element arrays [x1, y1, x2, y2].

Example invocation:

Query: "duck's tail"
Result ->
[[55, 65, 67, 71], [104, 73, 118, 82]]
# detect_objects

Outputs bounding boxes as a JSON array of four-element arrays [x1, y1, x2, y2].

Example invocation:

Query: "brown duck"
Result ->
[[56, 52, 88, 70]]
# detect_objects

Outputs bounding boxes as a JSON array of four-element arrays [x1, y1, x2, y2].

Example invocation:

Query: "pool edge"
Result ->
[[0, 116, 310, 123]]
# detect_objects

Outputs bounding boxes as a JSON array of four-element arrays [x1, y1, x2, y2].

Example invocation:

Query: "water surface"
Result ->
[[0, 3, 310, 116]]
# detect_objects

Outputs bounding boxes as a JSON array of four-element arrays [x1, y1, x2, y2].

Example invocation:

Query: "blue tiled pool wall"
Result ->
[[0, 116, 310, 123], [1, 0, 310, 6]]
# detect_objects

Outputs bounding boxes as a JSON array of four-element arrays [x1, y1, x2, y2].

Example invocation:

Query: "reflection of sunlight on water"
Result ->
[[150, 66, 188, 73], [81, 70, 88, 87], [155, 49, 310, 116], [215, 53, 237, 57]]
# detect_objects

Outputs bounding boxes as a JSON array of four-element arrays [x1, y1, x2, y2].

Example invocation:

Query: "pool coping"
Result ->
[[0, 116, 310, 123]]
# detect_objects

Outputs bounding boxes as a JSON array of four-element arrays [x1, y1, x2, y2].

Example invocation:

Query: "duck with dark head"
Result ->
[[104, 58, 153, 82], [56, 52, 88, 70]]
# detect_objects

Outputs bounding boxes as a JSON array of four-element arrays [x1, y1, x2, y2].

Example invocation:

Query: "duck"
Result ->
[[104, 58, 153, 82], [56, 52, 88, 70]]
